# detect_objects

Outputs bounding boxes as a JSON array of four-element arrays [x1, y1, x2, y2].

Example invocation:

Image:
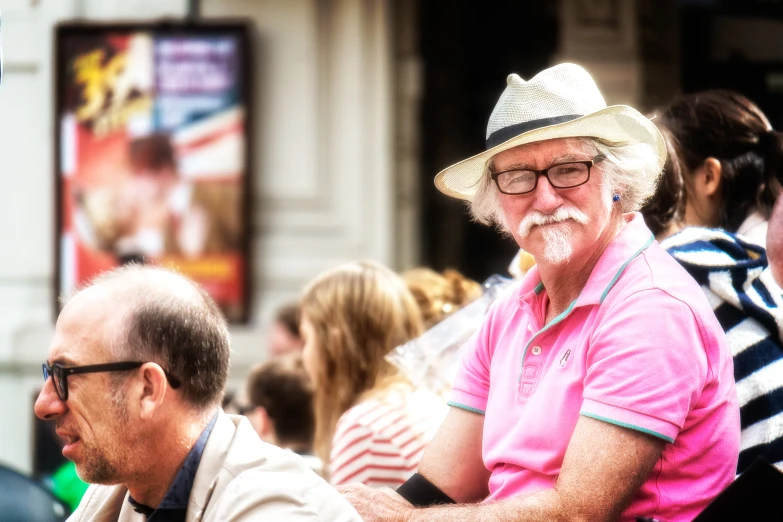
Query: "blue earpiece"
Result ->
[[612, 193, 621, 202]]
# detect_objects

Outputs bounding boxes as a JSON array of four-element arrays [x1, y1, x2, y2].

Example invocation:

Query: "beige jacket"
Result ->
[[67, 412, 361, 521]]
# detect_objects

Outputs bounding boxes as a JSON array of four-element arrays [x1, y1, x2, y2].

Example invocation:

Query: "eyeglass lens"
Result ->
[[42, 363, 66, 401], [496, 162, 590, 194]]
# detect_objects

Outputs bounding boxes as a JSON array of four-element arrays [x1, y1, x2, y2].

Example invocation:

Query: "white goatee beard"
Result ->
[[516, 206, 589, 265], [541, 223, 573, 264]]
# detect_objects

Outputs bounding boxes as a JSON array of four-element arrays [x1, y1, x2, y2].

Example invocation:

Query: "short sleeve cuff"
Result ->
[[580, 398, 679, 443], [447, 388, 487, 415]]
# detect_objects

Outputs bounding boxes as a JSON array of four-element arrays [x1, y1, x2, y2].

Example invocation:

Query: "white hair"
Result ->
[[469, 138, 663, 230]]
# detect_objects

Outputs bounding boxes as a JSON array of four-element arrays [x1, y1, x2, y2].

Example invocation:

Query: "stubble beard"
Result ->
[[72, 389, 134, 485], [78, 447, 122, 485]]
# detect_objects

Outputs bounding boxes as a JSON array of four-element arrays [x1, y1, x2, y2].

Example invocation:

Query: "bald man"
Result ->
[[35, 265, 360, 521], [768, 196, 783, 288]]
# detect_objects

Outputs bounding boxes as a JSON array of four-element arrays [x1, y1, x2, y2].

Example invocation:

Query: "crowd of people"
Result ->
[[35, 62, 783, 521]]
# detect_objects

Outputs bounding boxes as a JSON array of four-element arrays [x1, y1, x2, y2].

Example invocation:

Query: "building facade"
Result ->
[[0, 0, 407, 475], [6, 0, 776, 479]]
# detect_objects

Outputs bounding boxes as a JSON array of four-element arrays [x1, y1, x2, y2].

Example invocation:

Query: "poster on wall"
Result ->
[[54, 21, 252, 322]]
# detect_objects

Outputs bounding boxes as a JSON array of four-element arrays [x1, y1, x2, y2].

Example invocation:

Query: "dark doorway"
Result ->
[[418, 2, 559, 282], [679, 3, 783, 129]]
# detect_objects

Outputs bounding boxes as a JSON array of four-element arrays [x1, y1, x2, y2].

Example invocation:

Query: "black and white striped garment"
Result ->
[[662, 227, 783, 474]]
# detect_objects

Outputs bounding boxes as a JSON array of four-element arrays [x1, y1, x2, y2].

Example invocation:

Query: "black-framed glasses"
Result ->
[[41, 361, 181, 402], [490, 154, 605, 195]]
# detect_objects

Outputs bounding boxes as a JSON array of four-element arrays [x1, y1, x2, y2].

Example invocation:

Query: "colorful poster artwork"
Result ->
[[57, 26, 250, 322]]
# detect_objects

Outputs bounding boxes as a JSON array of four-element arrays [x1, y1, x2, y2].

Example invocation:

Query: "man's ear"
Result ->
[[700, 157, 723, 198], [255, 407, 272, 437], [254, 407, 278, 445], [683, 158, 724, 228], [134, 362, 169, 420]]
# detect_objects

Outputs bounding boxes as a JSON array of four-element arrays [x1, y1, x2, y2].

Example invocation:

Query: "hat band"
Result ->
[[485, 114, 583, 149]]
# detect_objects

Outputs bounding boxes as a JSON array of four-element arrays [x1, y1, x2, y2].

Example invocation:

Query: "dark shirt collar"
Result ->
[[128, 411, 219, 521]]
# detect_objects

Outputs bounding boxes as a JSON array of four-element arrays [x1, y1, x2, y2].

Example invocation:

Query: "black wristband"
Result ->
[[396, 473, 456, 507]]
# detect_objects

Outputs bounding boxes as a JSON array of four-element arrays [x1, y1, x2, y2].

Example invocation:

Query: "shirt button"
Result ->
[[531, 346, 542, 356]]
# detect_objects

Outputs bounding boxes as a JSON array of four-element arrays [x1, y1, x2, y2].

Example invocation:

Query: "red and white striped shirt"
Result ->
[[329, 387, 447, 488]]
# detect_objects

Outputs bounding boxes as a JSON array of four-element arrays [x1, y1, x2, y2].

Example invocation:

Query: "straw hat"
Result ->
[[434, 63, 667, 201]]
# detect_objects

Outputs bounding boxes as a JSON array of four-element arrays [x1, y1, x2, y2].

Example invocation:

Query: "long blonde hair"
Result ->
[[301, 260, 424, 467]]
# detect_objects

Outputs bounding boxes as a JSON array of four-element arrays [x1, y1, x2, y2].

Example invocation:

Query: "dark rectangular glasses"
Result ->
[[42, 361, 181, 401], [490, 154, 605, 195]]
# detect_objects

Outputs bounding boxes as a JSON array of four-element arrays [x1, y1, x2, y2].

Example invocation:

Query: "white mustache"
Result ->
[[517, 206, 590, 237]]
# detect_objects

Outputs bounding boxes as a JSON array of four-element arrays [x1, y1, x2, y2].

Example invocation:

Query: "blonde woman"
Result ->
[[300, 261, 447, 488]]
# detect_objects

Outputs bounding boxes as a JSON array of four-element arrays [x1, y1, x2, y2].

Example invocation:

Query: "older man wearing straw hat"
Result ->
[[341, 64, 740, 521]]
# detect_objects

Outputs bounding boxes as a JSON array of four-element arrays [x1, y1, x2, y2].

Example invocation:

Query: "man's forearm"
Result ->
[[339, 478, 603, 522], [405, 503, 501, 522], [404, 490, 566, 522]]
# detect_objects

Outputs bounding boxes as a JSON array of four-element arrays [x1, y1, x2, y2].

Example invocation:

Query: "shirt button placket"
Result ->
[[519, 345, 543, 398]]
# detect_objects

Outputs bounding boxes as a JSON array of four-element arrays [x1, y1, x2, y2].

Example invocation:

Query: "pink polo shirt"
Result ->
[[449, 213, 739, 522]]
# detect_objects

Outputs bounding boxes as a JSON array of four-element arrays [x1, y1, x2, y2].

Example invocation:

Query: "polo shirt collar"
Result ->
[[519, 212, 654, 308], [128, 410, 219, 520]]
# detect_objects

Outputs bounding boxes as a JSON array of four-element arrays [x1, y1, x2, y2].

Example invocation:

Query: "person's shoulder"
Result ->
[[662, 226, 765, 266], [221, 414, 318, 475], [342, 388, 446, 440], [67, 483, 127, 521], [338, 397, 389, 425], [611, 238, 711, 307], [330, 399, 387, 444], [199, 413, 323, 493], [202, 416, 360, 520], [207, 464, 361, 521], [599, 240, 728, 341]]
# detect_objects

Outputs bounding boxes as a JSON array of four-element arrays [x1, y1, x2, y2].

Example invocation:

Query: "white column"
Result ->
[[392, 0, 423, 271], [201, 0, 397, 376]]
